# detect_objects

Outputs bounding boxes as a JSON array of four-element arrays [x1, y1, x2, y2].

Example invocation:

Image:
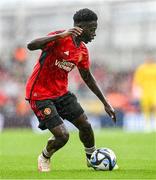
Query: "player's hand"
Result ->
[[104, 103, 116, 123], [63, 27, 83, 37]]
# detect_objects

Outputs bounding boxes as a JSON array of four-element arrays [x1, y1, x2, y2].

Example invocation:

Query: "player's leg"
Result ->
[[54, 92, 96, 162], [29, 99, 69, 172], [38, 123, 69, 172], [42, 123, 69, 159], [141, 96, 151, 131], [71, 113, 96, 161]]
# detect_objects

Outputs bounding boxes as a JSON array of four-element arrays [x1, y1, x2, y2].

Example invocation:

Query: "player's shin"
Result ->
[[42, 136, 56, 159], [42, 132, 69, 159], [78, 123, 95, 159]]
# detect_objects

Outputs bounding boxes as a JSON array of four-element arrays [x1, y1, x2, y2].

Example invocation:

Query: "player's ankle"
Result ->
[[42, 148, 52, 159], [85, 146, 96, 160], [41, 152, 50, 159], [86, 153, 91, 160]]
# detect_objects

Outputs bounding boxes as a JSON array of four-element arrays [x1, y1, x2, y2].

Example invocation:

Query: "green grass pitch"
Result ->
[[0, 128, 156, 179]]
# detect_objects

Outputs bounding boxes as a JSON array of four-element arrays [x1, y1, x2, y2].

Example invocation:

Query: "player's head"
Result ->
[[73, 8, 98, 44]]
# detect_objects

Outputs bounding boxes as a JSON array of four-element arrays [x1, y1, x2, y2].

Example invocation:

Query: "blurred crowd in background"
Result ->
[[0, 0, 156, 132]]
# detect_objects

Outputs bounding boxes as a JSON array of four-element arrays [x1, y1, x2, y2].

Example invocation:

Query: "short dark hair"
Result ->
[[73, 8, 98, 23]]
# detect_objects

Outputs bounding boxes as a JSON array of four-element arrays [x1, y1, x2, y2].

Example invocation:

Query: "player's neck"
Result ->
[[72, 36, 81, 48]]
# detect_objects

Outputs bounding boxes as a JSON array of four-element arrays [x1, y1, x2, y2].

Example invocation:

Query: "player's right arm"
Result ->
[[27, 27, 83, 51], [79, 68, 116, 123]]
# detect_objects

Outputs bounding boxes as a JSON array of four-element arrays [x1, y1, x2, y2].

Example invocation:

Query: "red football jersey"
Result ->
[[25, 30, 90, 100]]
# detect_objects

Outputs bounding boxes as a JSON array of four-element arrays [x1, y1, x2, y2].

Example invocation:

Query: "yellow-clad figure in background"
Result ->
[[133, 58, 156, 131]]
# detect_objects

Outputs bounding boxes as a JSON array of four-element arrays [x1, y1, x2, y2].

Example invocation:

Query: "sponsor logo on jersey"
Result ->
[[55, 59, 75, 72]]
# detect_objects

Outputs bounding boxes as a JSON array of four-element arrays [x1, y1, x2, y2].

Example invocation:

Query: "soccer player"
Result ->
[[133, 58, 156, 131], [26, 8, 116, 172]]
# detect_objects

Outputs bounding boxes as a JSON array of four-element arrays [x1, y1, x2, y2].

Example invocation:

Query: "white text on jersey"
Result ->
[[55, 59, 75, 72]]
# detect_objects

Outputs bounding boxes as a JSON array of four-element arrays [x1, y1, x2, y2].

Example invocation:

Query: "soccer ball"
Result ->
[[90, 148, 117, 171]]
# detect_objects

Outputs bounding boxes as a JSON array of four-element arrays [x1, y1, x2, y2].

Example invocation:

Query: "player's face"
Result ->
[[79, 21, 97, 44]]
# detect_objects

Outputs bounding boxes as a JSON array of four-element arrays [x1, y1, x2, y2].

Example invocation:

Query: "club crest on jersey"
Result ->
[[43, 107, 52, 115], [55, 59, 75, 72]]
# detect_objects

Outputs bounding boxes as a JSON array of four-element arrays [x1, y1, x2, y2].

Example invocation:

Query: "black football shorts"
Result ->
[[29, 92, 84, 130]]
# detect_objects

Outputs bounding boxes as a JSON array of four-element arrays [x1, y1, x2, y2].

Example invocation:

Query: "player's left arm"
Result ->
[[78, 68, 116, 123]]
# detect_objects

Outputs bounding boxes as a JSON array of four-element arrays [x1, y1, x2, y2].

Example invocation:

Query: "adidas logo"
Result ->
[[64, 51, 69, 56]]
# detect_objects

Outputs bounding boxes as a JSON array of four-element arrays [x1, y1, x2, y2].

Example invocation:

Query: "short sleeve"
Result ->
[[77, 44, 90, 69], [43, 30, 65, 51]]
